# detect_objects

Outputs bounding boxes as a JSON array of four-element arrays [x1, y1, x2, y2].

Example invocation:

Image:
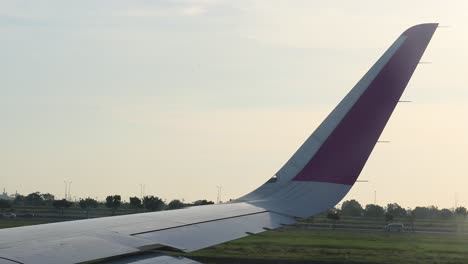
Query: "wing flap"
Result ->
[[135, 211, 295, 252]]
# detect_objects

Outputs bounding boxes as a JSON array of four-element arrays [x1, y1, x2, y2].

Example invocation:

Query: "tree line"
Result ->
[[0, 192, 215, 217], [2, 193, 466, 221], [333, 199, 467, 221]]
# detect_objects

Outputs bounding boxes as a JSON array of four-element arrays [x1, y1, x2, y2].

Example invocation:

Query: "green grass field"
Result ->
[[181, 229, 468, 264]]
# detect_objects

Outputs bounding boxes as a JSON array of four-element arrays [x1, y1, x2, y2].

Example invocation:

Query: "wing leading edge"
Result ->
[[0, 24, 438, 264]]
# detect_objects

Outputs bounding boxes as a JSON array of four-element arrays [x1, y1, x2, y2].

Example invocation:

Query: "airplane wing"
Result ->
[[0, 23, 438, 264]]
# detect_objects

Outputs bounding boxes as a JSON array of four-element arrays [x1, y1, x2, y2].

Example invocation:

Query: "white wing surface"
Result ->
[[0, 24, 438, 264]]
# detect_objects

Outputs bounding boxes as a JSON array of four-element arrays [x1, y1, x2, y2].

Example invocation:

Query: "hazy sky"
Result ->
[[1, 1, 467, 208]]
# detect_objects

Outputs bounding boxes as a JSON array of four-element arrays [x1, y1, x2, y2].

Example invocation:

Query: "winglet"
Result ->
[[291, 23, 438, 185], [238, 24, 438, 217]]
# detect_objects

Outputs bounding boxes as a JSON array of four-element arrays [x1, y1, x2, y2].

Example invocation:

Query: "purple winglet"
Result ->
[[293, 24, 438, 185]]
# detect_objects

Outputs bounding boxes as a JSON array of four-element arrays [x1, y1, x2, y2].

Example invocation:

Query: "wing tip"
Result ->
[[402, 23, 439, 37]]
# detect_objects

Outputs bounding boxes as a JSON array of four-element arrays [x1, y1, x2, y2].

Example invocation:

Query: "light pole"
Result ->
[[64, 181, 72, 200], [139, 184, 146, 200], [216, 186, 223, 204], [64, 181, 68, 200], [68, 181, 72, 201]]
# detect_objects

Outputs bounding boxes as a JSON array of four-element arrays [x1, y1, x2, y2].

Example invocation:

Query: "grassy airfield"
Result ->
[[183, 229, 468, 264]]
